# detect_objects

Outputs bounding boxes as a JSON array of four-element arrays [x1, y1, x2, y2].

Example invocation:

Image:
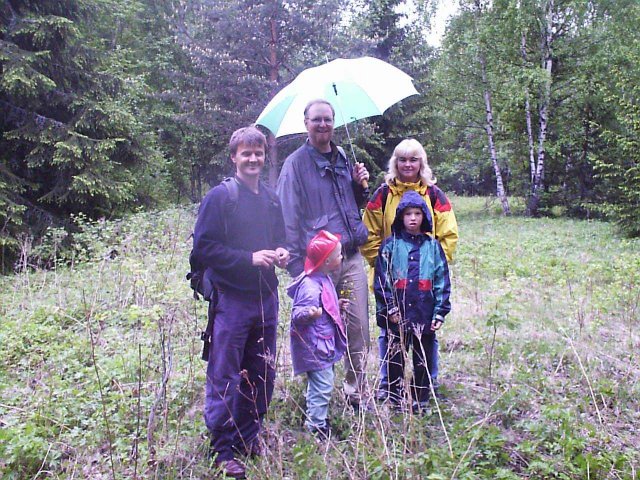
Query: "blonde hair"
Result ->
[[385, 138, 436, 186]]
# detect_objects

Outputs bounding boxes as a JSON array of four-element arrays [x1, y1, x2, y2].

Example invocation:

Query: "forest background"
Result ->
[[2, 0, 640, 269]]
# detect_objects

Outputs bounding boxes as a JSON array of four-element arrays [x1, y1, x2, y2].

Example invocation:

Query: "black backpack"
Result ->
[[187, 177, 240, 301]]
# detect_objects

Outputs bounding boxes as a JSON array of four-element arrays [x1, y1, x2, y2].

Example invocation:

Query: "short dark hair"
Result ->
[[303, 99, 335, 119], [229, 126, 267, 156]]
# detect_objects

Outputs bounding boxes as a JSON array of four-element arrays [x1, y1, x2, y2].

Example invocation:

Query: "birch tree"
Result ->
[[470, 0, 511, 214], [526, 0, 554, 215]]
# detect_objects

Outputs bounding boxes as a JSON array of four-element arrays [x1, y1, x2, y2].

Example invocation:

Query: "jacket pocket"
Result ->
[[304, 214, 329, 244], [348, 213, 369, 246], [313, 321, 335, 359]]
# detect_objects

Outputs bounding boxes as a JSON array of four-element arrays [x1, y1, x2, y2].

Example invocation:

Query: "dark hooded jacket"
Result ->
[[192, 177, 286, 295], [373, 190, 451, 332]]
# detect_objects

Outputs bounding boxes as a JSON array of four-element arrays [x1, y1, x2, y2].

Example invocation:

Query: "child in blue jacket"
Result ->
[[374, 190, 451, 411], [287, 230, 347, 437]]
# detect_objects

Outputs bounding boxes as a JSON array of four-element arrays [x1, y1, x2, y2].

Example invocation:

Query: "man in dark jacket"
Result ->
[[277, 99, 371, 409], [192, 126, 289, 479]]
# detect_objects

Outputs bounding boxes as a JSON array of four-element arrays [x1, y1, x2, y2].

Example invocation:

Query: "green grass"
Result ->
[[1, 197, 639, 479]]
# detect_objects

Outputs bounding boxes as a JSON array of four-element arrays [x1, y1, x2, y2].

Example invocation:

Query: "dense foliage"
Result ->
[[0, 0, 173, 270], [2, 0, 640, 270]]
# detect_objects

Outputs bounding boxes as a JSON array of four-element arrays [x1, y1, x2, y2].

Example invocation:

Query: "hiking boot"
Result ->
[[216, 458, 246, 479], [411, 401, 431, 415], [248, 438, 263, 458], [308, 420, 331, 440], [375, 389, 389, 403]]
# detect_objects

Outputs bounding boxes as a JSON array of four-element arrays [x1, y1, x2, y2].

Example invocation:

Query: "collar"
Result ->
[[304, 140, 348, 177], [400, 229, 429, 244], [233, 175, 260, 194], [389, 179, 427, 196]]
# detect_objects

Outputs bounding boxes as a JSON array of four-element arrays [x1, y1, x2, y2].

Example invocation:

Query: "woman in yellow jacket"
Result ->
[[361, 138, 459, 401]]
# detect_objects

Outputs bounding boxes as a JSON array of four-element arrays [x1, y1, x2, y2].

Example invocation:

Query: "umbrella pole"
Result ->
[[333, 83, 368, 189], [343, 122, 358, 164]]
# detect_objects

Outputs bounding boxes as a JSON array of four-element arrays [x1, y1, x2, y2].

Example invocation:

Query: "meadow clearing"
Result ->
[[1, 197, 638, 479]]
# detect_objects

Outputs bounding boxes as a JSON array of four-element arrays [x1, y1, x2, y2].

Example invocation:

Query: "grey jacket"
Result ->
[[277, 140, 369, 276]]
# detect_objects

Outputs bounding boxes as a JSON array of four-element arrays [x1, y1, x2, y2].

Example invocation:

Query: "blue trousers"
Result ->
[[305, 367, 335, 430], [204, 290, 278, 462]]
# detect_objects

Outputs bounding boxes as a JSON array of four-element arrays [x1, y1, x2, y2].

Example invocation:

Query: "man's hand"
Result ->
[[274, 247, 290, 269], [252, 249, 278, 267], [308, 306, 323, 319], [431, 319, 443, 331], [352, 162, 370, 187]]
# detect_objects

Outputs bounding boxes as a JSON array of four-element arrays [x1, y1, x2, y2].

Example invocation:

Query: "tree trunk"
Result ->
[[267, 17, 280, 187], [267, 133, 278, 187], [480, 54, 511, 215], [473, 0, 510, 215], [527, 0, 554, 216], [521, 32, 536, 185]]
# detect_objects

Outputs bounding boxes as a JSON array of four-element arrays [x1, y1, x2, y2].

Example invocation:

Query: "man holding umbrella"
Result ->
[[277, 99, 371, 411]]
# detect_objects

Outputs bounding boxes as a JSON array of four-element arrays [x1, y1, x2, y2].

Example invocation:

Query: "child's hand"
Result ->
[[431, 319, 443, 331], [308, 306, 322, 319], [389, 312, 401, 324], [274, 247, 290, 268], [338, 298, 349, 312]]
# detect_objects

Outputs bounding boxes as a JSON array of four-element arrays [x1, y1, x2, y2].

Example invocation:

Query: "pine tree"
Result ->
[[0, 0, 167, 268]]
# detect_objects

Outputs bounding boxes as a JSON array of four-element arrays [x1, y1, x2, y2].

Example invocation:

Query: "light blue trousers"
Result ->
[[305, 367, 335, 430]]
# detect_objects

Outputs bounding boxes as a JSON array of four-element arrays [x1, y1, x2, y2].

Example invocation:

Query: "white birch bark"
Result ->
[[473, 0, 511, 215], [521, 32, 537, 186], [480, 53, 511, 216], [528, 0, 554, 215]]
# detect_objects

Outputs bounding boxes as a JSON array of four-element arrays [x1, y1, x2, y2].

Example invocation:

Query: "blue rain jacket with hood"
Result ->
[[374, 190, 451, 332]]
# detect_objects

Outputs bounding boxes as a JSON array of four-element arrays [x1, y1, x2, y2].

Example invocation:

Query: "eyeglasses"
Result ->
[[306, 116, 334, 125]]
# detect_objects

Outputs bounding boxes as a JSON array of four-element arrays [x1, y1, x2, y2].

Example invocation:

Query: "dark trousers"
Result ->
[[204, 290, 278, 462], [386, 329, 437, 406]]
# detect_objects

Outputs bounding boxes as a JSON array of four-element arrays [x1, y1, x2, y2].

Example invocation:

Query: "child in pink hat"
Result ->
[[287, 230, 347, 438]]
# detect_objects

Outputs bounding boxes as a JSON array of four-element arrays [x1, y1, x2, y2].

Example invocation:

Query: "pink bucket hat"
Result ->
[[304, 230, 341, 275]]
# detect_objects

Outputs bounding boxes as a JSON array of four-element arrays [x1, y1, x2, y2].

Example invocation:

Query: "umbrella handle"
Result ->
[[354, 161, 368, 189]]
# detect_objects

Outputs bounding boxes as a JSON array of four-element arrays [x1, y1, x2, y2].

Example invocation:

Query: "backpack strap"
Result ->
[[380, 183, 390, 215], [426, 185, 440, 216], [221, 177, 240, 209], [220, 177, 240, 237]]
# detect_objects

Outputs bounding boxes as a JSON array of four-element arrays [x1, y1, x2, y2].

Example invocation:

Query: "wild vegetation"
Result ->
[[3, 0, 640, 271], [1, 197, 638, 479]]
